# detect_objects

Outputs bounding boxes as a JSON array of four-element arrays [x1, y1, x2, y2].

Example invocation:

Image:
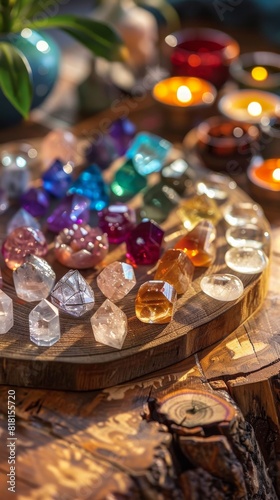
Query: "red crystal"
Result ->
[[2, 227, 48, 270], [126, 219, 164, 266], [98, 203, 136, 244]]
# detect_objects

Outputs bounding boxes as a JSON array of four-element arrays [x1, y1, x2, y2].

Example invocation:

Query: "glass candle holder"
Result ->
[[165, 28, 239, 88], [218, 89, 280, 123], [259, 115, 280, 158], [247, 156, 280, 202], [230, 51, 280, 92], [196, 116, 260, 173]]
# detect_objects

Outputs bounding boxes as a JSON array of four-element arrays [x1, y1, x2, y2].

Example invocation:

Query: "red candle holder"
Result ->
[[165, 28, 239, 88]]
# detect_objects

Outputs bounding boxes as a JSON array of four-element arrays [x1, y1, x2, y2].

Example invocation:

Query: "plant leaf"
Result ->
[[25, 15, 125, 61], [0, 42, 32, 117]]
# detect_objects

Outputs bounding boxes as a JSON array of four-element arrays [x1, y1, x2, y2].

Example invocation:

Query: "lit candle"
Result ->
[[230, 52, 280, 91], [153, 76, 216, 108], [248, 157, 280, 202], [218, 89, 280, 123]]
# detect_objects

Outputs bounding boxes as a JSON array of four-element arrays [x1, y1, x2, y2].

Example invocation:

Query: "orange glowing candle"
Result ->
[[153, 76, 216, 108], [219, 89, 280, 123], [248, 158, 280, 202]]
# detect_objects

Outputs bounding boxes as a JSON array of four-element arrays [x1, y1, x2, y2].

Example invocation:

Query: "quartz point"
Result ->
[[223, 202, 263, 227], [200, 274, 244, 301], [126, 132, 171, 175], [13, 255, 56, 302], [42, 159, 73, 198], [225, 247, 268, 274], [47, 193, 90, 233], [161, 158, 194, 195], [226, 224, 270, 249], [177, 194, 221, 230], [0, 189, 9, 214], [0, 147, 30, 198], [41, 129, 78, 166], [91, 299, 128, 349], [29, 299, 60, 346], [126, 219, 164, 266], [135, 280, 177, 324], [51, 269, 95, 317], [111, 159, 147, 200], [174, 220, 216, 267], [2, 227, 48, 270], [85, 134, 118, 170], [108, 117, 136, 156], [21, 187, 50, 217], [155, 249, 194, 294], [98, 203, 136, 244], [54, 224, 108, 269], [68, 164, 109, 210], [7, 208, 40, 234], [0, 290, 13, 334], [97, 261, 136, 302], [142, 183, 181, 223]]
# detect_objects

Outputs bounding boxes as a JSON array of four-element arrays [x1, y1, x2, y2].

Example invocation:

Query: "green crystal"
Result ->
[[141, 183, 181, 223], [111, 159, 147, 200]]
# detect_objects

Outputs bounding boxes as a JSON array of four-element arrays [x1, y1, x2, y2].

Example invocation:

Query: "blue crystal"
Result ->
[[68, 164, 110, 211], [126, 132, 171, 175], [42, 159, 73, 198]]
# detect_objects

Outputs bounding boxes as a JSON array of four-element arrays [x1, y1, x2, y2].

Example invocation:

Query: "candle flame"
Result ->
[[272, 168, 280, 181], [177, 85, 192, 103], [251, 66, 268, 82], [247, 101, 262, 117]]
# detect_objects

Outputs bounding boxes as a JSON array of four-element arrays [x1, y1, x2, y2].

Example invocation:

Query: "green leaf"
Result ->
[[25, 15, 125, 61], [0, 42, 32, 117]]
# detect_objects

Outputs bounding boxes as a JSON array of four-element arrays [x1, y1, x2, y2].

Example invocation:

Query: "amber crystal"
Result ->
[[135, 280, 177, 324], [154, 249, 194, 294], [176, 194, 221, 230], [174, 220, 216, 267]]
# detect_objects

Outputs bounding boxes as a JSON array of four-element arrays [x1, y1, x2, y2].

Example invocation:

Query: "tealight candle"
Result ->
[[218, 89, 280, 123], [230, 52, 280, 92], [248, 157, 280, 202]]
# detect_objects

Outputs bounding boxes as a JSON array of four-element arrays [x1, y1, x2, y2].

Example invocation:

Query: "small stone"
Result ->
[[91, 299, 128, 349], [111, 159, 147, 200], [0, 189, 9, 214], [141, 183, 181, 223], [200, 274, 244, 301], [177, 194, 221, 230], [41, 129, 78, 166], [0, 147, 30, 198], [225, 247, 268, 274], [7, 208, 41, 234], [97, 262, 136, 301], [85, 135, 118, 170], [126, 219, 164, 266], [126, 132, 171, 175], [161, 158, 194, 195], [47, 194, 90, 233], [196, 174, 237, 201], [2, 227, 48, 270], [21, 188, 50, 217], [51, 269, 95, 317], [13, 255, 56, 302], [155, 249, 194, 294], [42, 159, 73, 198], [29, 299, 60, 346], [68, 164, 109, 210], [54, 224, 108, 269], [0, 290, 13, 333], [109, 117, 136, 156], [226, 224, 270, 249], [174, 221, 216, 267], [98, 203, 136, 244], [223, 202, 263, 227], [135, 280, 177, 324]]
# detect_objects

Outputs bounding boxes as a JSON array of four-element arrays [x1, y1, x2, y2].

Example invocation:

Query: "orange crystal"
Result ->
[[154, 249, 194, 294], [174, 220, 216, 267], [135, 280, 177, 324]]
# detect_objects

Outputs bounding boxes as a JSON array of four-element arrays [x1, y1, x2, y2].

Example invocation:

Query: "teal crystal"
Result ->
[[126, 132, 171, 175], [68, 164, 109, 211], [141, 183, 181, 223], [111, 159, 147, 200]]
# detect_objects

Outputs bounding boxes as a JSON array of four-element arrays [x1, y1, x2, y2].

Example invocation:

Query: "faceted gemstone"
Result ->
[[142, 183, 181, 223], [161, 158, 195, 195], [108, 117, 136, 156], [85, 134, 118, 170], [7, 208, 40, 235], [91, 299, 128, 349], [47, 194, 90, 233], [135, 280, 177, 324], [196, 174, 237, 201], [29, 299, 60, 346], [0, 290, 13, 334], [177, 194, 222, 230], [2, 227, 48, 270], [225, 247, 268, 274], [68, 164, 109, 210], [154, 249, 194, 294], [223, 202, 263, 227], [111, 159, 147, 199], [54, 224, 109, 269], [13, 255, 56, 302], [98, 203, 136, 244], [226, 224, 270, 249], [174, 221, 216, 267], [51, 269, 95, 317], [0, 189, 9, 214], [200, 274, 244, 301], [21, 187, 50, 217], [41, 129, 78, 166], [126, 132, 172, 175], [0, 147, 30, 198], [42, 159, 73, 198], [97, 261, 136, 302], [126, 219, 164, 266]]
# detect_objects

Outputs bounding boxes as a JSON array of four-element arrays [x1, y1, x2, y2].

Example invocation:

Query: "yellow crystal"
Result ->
[[135, 280, 177, 324], [154, 249, 194, 294], [176, 194, 221, 230], [174, 220, 216, 267]]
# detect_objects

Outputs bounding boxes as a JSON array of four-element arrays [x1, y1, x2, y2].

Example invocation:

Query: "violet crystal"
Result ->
[[109, 118, 136, 156], [42, 159, 73, 198], [47, 194, 90, 233], [98, 203, 136, 244], [126, 219, 164, 266], [21, 188, 50, 217], [85, 134, 118, 170]]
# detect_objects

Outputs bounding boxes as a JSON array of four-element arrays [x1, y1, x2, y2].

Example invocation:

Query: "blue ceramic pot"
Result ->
[[0, 30, 60, 127]]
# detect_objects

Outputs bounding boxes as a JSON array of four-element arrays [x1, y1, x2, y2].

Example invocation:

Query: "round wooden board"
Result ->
[[0, 143, 271, 391]]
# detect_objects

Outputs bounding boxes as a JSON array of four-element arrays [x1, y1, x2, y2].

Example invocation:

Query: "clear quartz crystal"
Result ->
[[226, 224, 270, 249], [7, 208, 41, 234], [97, 261, 136, 302], [29, 299, 60, 346], [13, 255, 56, 302], [223, 202, 263, 226], [225, 247, 268, 274], [51, 269, 95, 317], [0, 290, 13, 334], [200, 274, 244, 301], [196, 173, 236, 201], [91, 299, 128, 349]]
